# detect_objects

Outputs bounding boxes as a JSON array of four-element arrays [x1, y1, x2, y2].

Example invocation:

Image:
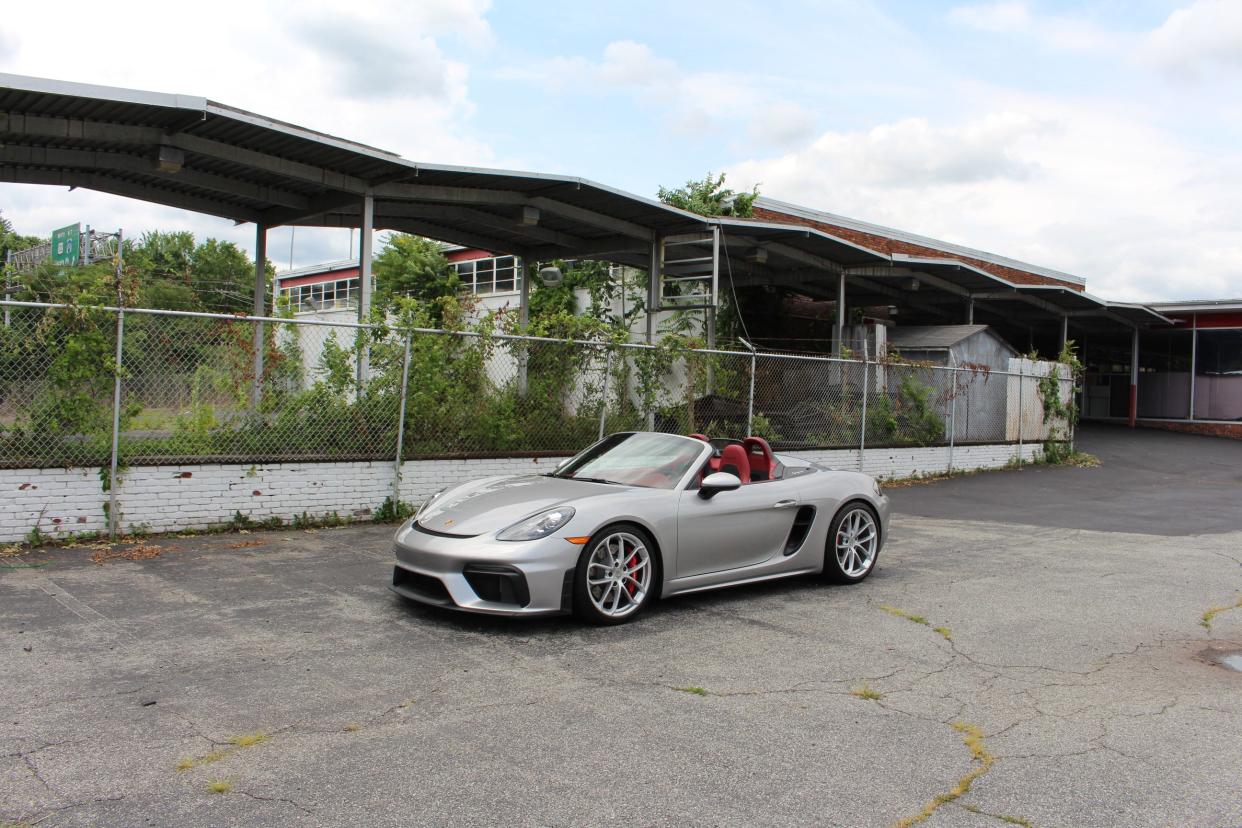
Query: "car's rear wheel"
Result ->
[[573, 524, 656, 625], [824, 502, 880, 584]]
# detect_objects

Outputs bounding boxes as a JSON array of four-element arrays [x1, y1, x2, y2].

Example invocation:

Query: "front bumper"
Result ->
[[389, 522, 580, 616]]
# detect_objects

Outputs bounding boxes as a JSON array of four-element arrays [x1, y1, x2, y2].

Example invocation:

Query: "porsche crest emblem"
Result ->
[[442, 518, 456, 528]]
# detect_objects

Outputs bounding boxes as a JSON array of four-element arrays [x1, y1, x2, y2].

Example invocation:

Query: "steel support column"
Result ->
[[645, 237, 663, 430], [3, 250, 10, 327], [1060, 315, 1068, 351], [1128, 327, 1139, 427], [646, 237, 662, 344], [966, 297, 974, 325], [706, 226, 719, 394], [356, 194, 374, 390], [518, 253, 533, 396], [251, 223, 267, 409], [836, 271, 846, 357], [1189, 314, 1198, 421]]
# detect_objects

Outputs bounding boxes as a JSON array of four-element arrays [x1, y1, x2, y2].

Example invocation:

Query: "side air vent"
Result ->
[[783, 506, 817, 556]]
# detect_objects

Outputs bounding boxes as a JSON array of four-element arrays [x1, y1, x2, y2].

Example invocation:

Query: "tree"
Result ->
[[657, 172, 759, 218], [126, 231, 258, 313], [0, 209, 44, 263], [372, 233, 458, 312]]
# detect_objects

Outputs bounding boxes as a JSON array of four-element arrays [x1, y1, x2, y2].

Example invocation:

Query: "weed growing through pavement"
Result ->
[[893, 722, 995, 828], [878, 605, 953, 642], [175, 732, 268, 771], [1201, 597, 1242, 630], [207, 780, 233, 794], [673, 686, 709, 696], [962, 804, 1034, 827], [850, 683, 883, 701]]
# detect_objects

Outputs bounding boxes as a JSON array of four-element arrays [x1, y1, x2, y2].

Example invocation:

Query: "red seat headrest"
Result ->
[[688, 433, 709, 442], [743, 437, 775, 481], [719, 444, 750, 483]]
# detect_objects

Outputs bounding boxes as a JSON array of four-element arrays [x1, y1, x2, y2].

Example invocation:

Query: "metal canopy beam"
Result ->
[[0, 145, 310, 209], [0, 165, 264, 222], [970, 289, 1076, 317]]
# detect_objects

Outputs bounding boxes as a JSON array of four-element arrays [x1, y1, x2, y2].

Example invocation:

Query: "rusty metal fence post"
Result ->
[[858, 341, 869, 472], [947, 358, 957, 473], [597, 346, 612, 441], [392, 331, 412, 508], [1016, 362, 1025, 466]]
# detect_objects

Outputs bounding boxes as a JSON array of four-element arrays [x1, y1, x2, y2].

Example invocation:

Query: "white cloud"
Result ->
[[510, 40, 815, 150], [948, 1, 1124, 53], [727, 100, 1242, 301], [948, 1, 1031, 32], [0, 0, 494, 269], [1143, 0, 1242, 78]]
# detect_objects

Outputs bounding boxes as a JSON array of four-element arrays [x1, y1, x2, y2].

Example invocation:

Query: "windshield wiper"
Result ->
[[564, 476, 620, 485]]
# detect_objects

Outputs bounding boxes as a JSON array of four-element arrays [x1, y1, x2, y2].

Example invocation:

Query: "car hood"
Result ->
[[415, 474, 616, 537]]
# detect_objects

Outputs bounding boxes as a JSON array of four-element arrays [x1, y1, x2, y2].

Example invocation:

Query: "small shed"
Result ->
[[886, 325, 1017, 370]]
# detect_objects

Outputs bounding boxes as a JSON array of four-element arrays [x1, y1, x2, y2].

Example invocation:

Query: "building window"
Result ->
[[453, 256, 522, 296], [1195, 329, 1242, 421], [279, 276, 360, 312]]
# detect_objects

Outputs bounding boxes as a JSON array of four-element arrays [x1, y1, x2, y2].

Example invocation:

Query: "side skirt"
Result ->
[[663, 566, 821, 598]]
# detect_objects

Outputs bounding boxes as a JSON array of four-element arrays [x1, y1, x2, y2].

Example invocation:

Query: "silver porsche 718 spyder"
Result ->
[[390, 432, 890, 625]]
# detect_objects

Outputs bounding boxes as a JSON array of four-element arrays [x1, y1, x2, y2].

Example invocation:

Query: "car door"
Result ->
[[674, 480, 801, 578]]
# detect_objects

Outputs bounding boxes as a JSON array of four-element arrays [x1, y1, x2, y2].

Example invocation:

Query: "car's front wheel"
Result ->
[[824, 502, 880, 584], [573, 524, 657, 625]]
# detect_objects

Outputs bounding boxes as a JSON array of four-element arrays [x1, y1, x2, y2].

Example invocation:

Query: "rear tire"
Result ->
[[573, 523, 658, 626], [823, 502, 880, 584]]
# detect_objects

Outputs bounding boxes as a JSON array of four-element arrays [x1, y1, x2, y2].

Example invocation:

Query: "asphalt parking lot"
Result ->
[[3, 425, 1241, 827]]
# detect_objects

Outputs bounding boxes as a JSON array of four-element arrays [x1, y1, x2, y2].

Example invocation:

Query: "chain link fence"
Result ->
[[1, 301, 1074, 474]]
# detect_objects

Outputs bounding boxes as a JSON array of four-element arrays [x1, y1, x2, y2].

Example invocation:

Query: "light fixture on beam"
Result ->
[[520, 206, 541, 226], [539, 265, 563, 286], [905, 277, 921, 291], [747, 247, 768, 265], [152, 145, 185, 173]]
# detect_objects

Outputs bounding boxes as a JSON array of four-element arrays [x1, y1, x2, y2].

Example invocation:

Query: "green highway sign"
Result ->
[[51, 223, 81, 266]]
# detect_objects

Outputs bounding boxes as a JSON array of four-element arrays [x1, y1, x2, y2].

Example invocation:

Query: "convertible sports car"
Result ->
[[390, 432, 890, 625]]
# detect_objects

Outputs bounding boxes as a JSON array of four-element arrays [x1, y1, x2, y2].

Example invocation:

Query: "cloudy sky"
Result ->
[[2, 0, 1240, 301]]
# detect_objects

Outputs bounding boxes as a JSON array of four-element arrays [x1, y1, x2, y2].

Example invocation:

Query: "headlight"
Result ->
[[497, 507, 576, 541], [416, 488, 446, 520]]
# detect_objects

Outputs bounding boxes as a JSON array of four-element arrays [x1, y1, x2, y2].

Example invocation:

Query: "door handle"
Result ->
[[772, 499, 798, 509]]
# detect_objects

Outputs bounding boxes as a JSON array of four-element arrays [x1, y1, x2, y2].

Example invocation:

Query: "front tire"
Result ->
[[573, 523, 657, 625], [823, 502, 880, 584]]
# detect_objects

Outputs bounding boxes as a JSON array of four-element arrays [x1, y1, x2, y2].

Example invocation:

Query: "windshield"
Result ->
[[550, 433, 705, 489]]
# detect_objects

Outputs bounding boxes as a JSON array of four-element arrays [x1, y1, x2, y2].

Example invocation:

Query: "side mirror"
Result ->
[[699, 471, 742, 499]]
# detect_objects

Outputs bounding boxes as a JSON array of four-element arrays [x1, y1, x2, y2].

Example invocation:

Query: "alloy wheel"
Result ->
[[835, 507, 878, 578], [586, 531, 652, 619]]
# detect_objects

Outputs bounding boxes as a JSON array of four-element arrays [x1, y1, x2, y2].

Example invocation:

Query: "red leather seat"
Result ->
[[688, 433, 709, 442], [718, 444, 750, 483], [743, 437, 776, 481]]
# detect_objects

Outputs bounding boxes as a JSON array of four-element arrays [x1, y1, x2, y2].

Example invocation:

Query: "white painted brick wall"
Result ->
[[0, 444, 1039, 543]]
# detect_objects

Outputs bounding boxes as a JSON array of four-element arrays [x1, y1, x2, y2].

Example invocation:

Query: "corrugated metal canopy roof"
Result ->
[[0, 72, 716, 263], [0, 72, 1180, 332]]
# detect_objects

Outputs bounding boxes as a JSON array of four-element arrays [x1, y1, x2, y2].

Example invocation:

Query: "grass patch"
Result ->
[[227, 731, 267, 748], [1201, 597, 1242, 630], [850, 683, 883, 701], [673, 686, 709, 697], [206, 780, 233, 794], [343, 724, 361, 732], [963, 804, 1035, 827], [878, 605, 953, 642], [175, 731, 267, 772], [893, 722, 995, 828]]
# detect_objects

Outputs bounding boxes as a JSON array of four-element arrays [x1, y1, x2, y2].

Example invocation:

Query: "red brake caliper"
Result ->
[[624, 544, 638, 597]]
